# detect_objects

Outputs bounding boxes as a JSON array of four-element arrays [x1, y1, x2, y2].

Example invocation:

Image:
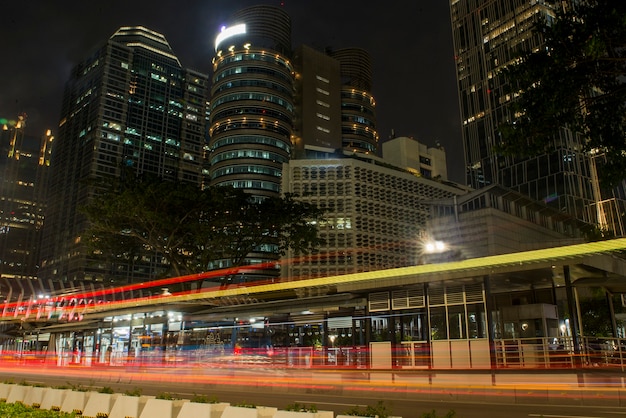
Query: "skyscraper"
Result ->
[[292, 45, 378, 158], [209, 5, 294, 201], [39, 26, 208, 287], [329, 48, 378, 154], [0, 115, 52, 297], [207, 6, 380, 280], [449, 0, 626, 235], [209, 6, 379, 195]]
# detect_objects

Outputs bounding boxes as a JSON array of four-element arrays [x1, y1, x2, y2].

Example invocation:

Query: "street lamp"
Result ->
[[418, 238, 451, 265], [424, 240, 446, 254]]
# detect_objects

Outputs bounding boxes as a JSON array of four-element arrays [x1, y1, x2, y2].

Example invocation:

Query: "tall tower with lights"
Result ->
[[0, 115, 52, 297], [329, 48, 378, 154], [39, 26, 209, 287], [449, 0, 626, 235], [209, 5, 294, 201]]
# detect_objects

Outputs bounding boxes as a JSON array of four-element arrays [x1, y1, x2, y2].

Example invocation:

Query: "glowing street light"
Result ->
[[424, 240, 446, 253]]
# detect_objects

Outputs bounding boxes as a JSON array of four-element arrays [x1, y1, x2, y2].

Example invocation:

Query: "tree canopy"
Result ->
[[498, 0, 626, 187], [80, 173, 325, 279]]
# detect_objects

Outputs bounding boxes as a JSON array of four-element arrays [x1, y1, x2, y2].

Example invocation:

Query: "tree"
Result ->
[[80, 172, 325, 281], [498, 0, 626, 187]]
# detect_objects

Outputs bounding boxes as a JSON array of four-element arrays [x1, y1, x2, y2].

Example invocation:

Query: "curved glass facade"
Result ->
[[330, 48, 378, 154], [210, 5, 294, 200]]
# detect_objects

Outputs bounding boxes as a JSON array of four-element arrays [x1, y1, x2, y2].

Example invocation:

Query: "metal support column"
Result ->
[[563, 265, 581, 365]]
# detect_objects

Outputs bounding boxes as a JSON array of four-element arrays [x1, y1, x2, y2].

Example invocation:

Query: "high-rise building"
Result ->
[[449, 0, 626, 235], [292, 45, 378, 158], [208, 6, 380, 280], [209, 6, 379, 195], [292, 45, 343, 157], [39, 26, 208, 287], [328, 48, 378, 155], [0, 115, 52, 297], [209, 5, 294, 201]]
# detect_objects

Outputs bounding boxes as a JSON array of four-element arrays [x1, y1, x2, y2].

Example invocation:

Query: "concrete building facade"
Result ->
[[382, 136, 448, 181], [281, 152, 468, 280]]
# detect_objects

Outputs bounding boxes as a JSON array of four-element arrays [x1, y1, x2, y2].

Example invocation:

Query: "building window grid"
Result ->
[[427, 283, 486, 341]]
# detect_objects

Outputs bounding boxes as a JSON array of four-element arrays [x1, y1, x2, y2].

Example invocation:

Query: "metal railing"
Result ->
[[494, 336, 626, 370]]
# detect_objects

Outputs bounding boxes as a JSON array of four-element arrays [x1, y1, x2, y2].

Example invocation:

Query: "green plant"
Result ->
[[0, 401, 77, 416], [156, 392, 181, 400], [233, 401, 256, 408], [124, 387, 142, 397], [190, 393, 219, 404], [343, 401, 391, 418], [286, 402, 318, 412], [421, 410, 456, 418], [98, 386, 115, 394]]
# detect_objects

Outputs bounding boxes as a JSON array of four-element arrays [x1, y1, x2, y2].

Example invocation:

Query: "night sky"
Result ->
[[0, 1, 464, 183]]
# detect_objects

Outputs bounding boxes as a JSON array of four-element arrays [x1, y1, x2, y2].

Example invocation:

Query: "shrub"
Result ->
[[286, 402, 318, 412], [421, 410, 456, 418], [124, 387, 142, 397], [190, 393, 219, 404], [98, 386, 114, 394], [156, 392, 181, 400], [233, 401, 256, 408], [343, 401, 391, 418], [0, 401, 77, 417]]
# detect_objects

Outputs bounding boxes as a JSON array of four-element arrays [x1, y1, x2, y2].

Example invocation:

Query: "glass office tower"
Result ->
[[207, 5, 294, 279], [0, 117, 52, 296], [329, 48, 378, 155], [39, 26, 208, 286], [449, 0, 626, 235], [209, 5, 294, 201]]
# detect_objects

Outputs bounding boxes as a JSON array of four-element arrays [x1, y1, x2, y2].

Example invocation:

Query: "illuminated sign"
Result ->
[[215, 24, 246, 51]]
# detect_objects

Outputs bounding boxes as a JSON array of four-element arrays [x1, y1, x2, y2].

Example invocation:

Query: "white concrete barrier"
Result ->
[[109, 395, 154, 418], [6, 384, 30, 404], [139, 398, 188, 418], [274, 411, 316, 417], [82, 392, 118, 418], [221, 405, 263, 418], [22, 386, 47, 408], [274, 411, 334, 418], [0, 383, 14, 401], [176, 401, 230, 418], [257, 406, 278, 418], [60, 389, 89, 414], [40, 388, 68, 411]]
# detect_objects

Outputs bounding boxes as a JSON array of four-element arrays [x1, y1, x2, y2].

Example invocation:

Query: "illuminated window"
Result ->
[[315, 75, 330, 83]]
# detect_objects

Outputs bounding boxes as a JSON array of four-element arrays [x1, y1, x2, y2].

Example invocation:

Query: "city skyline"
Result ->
[[0, 1, 465, 183]]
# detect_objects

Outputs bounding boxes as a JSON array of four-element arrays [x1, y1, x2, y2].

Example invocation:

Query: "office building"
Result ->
[[382, 136, 448, 181], [39, 26, 208, 287], [292, 45, 343, 157], [209, 5, 294, 200], [329, 48, 378, 154], [208, 6, 379, 279], [209, 7, 379, 194], [0, 116, 52, 297], [281, 152, 468, 280], [425, 184, 586, 263], [292, 45, 378, 159], [449, 0, 626, 235]]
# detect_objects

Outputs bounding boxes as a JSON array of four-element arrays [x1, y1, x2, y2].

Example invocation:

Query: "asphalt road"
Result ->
[[1, 363, 625, 418]]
